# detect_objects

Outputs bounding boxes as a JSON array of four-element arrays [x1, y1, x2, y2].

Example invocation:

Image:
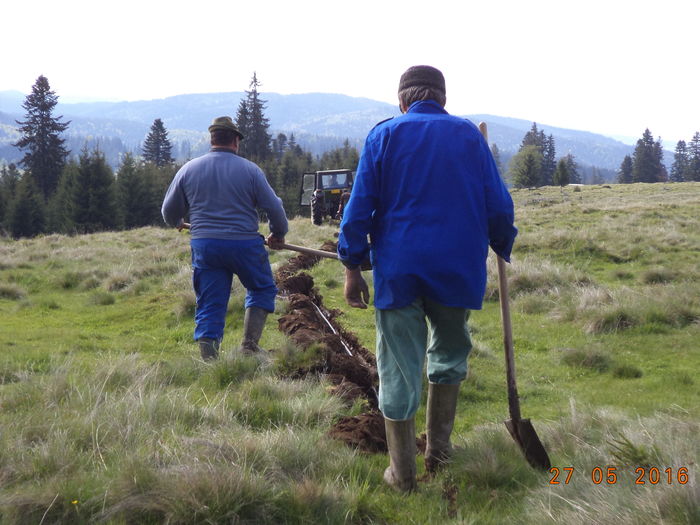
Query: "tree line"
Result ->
[[504, 123, 583, 188], [504, 122, 700, 187], [616, 130, 700, 184], [0, 75, 358, 238], [2, 75, 695, 238]]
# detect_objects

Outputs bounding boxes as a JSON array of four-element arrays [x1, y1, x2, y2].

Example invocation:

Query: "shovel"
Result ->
[[479, 122, 551, 470]]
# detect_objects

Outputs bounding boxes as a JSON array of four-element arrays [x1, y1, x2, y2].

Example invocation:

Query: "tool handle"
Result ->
[[479, 121, 522, 421], [279, 242, 339, 260], [179, 223, 338, 260], [497, 255, 521, 421]]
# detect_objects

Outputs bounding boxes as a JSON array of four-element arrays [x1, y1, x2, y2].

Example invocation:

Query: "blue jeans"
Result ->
[[191, 238, 277, 342], [375, 297, 472, 420]]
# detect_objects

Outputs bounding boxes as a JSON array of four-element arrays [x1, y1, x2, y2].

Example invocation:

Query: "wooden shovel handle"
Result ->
[[497, 255, 522, 421], [479, 121, 522, 421]]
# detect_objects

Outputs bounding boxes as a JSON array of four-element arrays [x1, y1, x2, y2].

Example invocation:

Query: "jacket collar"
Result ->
[[210, 147, 238, 154], [406, 99, 448, 115]]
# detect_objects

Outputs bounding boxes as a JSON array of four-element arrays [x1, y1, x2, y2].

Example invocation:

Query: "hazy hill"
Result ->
[[0, 90, 643, 172]]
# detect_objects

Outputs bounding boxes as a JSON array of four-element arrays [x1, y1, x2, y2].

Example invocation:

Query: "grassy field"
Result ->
[[0, 182, 698, 524]]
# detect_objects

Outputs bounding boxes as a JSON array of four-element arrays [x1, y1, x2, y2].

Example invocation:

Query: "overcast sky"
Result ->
[[2, 0, 698, 145]]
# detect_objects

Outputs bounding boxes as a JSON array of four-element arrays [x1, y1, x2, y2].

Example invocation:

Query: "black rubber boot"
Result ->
[[424, 383, 460, 473], [383, 417, 417, 492], [198, 337, 220, 361], [241, 306, 268, 355]]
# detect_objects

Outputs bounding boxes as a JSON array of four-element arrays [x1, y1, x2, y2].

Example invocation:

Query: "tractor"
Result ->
[[299, 169, 354, 225]]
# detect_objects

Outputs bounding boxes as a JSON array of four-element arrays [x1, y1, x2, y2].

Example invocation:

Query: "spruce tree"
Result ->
[[520, 123, 546, 151], [686, 132, 700, 181], [0, 163, 21, 227], [670, 141, 689, 182], [47, 162, 78, 233], [631, 129, 665, 183], [14, 75, 70, 200], [116, 153, 160, 228], [564, 153, 581, 184], [552, 158, 570, 187], [71, 148, 118, 233], [235, 73, 272, 162], [518, 124, 555, 186], [509, 145, 542, 188], [141, 118, 173, 167], [540, 135, 556, 186], [8, 175, 46, 238], [617, 155, 633, 184]]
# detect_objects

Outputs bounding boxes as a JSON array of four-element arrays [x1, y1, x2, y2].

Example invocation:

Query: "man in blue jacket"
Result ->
[[162, 116, 288, 360], [338, 66, 517, 491]]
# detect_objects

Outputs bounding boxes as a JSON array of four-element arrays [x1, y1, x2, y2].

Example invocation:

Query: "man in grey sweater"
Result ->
[[162, 116, 288, 360]]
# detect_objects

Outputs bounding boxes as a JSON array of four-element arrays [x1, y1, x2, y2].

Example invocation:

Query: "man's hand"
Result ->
[[177, 221, 191, 232], [266, 234, 285, 250], [344, 267, 370, 309]]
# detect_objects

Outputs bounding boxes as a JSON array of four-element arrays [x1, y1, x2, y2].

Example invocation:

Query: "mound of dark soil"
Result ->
[[327, 411, 387, 454], [274, 241, 386, 452]]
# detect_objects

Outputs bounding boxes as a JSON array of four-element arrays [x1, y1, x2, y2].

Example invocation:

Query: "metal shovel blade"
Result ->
[[505, 418, 552, 470]]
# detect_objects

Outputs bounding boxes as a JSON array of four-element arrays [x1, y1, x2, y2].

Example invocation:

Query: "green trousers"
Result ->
[[376, 297, 472, 421]]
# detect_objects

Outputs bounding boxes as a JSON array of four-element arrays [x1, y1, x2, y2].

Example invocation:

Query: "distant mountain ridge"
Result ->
[[0, 90, 643, 172]]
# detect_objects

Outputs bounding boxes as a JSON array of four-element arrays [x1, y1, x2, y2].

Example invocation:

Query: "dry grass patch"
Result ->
[[0, 283, 25, 300]]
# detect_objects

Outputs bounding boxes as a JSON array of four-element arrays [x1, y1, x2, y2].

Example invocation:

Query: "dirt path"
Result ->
[[274, 242, 388, 453]]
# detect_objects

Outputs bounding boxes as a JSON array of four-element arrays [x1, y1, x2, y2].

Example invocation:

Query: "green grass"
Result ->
[[1, 183, 699, 524]]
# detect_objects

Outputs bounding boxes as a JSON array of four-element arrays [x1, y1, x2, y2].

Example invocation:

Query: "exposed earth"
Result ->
[[273, 242, 388, 453]]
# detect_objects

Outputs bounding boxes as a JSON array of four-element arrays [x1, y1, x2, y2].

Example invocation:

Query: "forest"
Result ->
[[1, 74, 698, 239]]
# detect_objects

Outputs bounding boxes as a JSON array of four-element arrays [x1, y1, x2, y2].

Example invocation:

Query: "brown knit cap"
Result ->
[[398, 65, 446, 94]]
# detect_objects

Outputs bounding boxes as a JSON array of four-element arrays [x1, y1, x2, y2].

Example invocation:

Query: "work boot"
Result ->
[[425, 382, 461, 473], [240, 306, 268, 355], [198, 337, 220, 361], [383, 417, 417, 492]]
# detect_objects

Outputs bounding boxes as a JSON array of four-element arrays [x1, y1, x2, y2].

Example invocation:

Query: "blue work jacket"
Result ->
[[337, 100, 517, 310]]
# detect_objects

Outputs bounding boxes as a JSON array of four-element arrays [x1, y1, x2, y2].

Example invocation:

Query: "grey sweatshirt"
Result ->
[[161, 149, 288, 240]]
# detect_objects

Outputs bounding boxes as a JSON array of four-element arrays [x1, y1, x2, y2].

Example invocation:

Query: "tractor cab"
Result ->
[[300, 169, 354, 225]]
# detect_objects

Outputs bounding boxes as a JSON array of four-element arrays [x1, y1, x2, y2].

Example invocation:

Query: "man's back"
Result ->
[[162, 150, 287, 240], [339, 100, 515, 310]]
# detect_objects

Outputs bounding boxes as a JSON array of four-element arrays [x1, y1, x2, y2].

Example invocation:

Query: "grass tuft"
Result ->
[[0, 283, 26, 300], [559, 347, 612, 372], [641, 267, 677, 284], [88, 291, 116, 306], [612, 364, 643, 379]]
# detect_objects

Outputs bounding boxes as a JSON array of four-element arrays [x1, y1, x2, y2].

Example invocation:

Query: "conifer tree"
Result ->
[[518, 124, 555, 186], [631, 129, 665, 183], [235, 73, 272, 162], [71, 148, 118, 233], [8, 175, 46, 238], [520, 123, 546, 151], [0, 163, 21, 227], [116, 153, 161, 228], [552, 158, 570, 187], [14, 75, 70, 200], [686, 132, 700, 181], [564, 153, 581, 184], [509, 145, 542, 188], [539, 135, 556, 186], [47, 162, 78, 233], [318, 140, 359, 171], [670, 141, 689, 182], [617, 155, 633, 184], [141, 118, 173, 167], [272, 133, 289, 160]]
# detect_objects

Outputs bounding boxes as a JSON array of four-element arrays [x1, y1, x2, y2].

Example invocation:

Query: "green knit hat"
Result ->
[[208, 116, 244, 139], [398, 65, 446, 94]]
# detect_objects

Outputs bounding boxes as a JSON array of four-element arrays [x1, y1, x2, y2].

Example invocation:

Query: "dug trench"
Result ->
[[273, 241, 394, 454]]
